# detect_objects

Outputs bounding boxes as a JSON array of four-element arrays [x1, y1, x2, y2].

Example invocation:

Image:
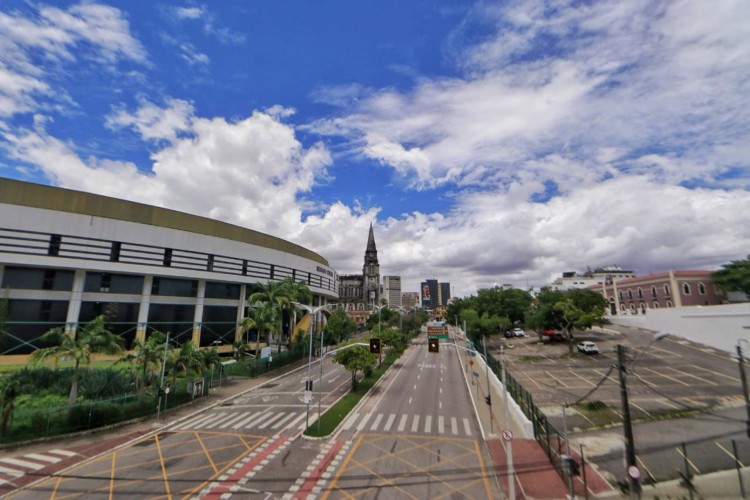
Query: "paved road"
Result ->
[[312, 333, 503, 499], [2, 357, 352, 499]]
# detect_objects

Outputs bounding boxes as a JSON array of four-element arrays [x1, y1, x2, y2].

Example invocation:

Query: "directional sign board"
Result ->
[[502, 429, 513, 441], [304, 391, 313, 404]]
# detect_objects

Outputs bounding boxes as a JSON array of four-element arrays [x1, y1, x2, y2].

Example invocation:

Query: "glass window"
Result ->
[[627, 289, 633, 299], [637, 288, 643, 299], [151, 277, 197, 297], [666, 301, 673, 307], [651, 286, 657, 297], [618, 290, 623, 300], [205, 282, 241, 299], [683, 283, 691, 295], [698, 282, 706, 295], [48, 234, 61, 256], [664, 284, 670, 296], [84, 272, 144, 294], [1, 266, 74, 291], [653, 302, 660, 308]]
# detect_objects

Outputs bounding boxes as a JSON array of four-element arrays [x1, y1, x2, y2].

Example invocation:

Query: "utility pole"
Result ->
[[737, 341, 750, 439], [617, 344, 640, 499]]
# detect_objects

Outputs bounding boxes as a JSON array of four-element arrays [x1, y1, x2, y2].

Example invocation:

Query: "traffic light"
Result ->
[[369, 338, 381, 354], [428, 337, 439, 353]]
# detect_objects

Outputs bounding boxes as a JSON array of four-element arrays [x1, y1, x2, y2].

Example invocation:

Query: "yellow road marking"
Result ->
[[544, 370, 570, 388], [109, 451, 116, 500], [154, 433, 173, 500], [716, 442, 745, 467], [675, 446, 701, 474], [322, 434, 365, 500], [636, 455, 657, 483], [641, 367, 691, 386], [665, 366, 717, 385], [194, 431, 219, 474]]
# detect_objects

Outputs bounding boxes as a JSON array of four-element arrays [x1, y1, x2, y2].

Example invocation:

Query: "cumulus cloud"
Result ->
[[1, 0, 748, 300]]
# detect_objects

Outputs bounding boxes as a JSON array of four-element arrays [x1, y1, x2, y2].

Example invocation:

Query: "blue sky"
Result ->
[[1, 0, 749, 298]]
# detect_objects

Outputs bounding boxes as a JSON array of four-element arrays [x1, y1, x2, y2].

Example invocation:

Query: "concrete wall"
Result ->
[[607, 303, 750, 354]]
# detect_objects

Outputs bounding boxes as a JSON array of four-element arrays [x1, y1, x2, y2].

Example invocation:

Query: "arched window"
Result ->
[[651, 286, 657, 298], [640, 303, 646, 314], [618, 290, 623, 300], [653, 302, 660, 309], [620, 303, 626, 311], [683, 283, 691, 295], [666, 301, 673, 308], [629, 304, 636, 312], [637, 288, 643, 299], [627, 289, 633, 299], [664, 284, 671, 296], [698, 282, 706, 295]]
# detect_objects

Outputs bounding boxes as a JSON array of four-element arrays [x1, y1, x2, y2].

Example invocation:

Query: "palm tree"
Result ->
[[280, 278, 312, 347], [240, 302, 279, 363], [117, 332, 167, 392], [30, 315, 124, 406], [247, 281, 291, 347], [169, 341, 204, 384]]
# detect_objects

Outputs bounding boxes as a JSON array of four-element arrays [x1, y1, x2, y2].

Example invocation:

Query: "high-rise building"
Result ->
[[439, 282, 451, 306], [420, 279, 451, 309], [383, 276, 402, 308], [421, 279, 439, 309]]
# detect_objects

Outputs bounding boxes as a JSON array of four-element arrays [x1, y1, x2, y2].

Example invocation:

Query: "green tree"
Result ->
[[116, 331, 167, 392], [247, 281, 292, 347], [280, 278, 313, 345], [169, 340, 204, 384], [323, 308, 356, 345], [0, 376, 21, 435], [332, 341, 377, 391], [712, 255, 750, 295], [240, 302, 280, 362], [30, 315, 124, 405]]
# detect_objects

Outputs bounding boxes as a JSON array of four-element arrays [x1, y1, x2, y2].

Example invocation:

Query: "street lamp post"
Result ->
[[737, 339, 750, 439], [293, 302, 332, 431]]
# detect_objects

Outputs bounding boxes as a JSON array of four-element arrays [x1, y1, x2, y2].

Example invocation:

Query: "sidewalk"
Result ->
[[455, 331, 616, 499]]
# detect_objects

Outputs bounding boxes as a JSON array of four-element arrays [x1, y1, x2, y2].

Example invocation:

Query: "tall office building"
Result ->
[[383, 276, 402, 308], [439, 282, 451, 306], [420, 279, 451, 309]]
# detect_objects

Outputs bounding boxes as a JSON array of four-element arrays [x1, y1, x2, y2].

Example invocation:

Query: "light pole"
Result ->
[[293, 302, 332, 431], [737, 339, 750, 439], [157, 331, 170, 422], [618, 331, 669, 499]]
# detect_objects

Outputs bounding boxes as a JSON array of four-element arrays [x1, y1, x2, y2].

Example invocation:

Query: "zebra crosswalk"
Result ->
[[343, 411, 475, 437], [172, 408, 476, 437], [173, 409, 309, 433], [0, 449, 77, 487]]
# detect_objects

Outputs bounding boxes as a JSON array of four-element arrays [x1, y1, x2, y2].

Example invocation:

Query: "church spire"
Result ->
[[366, 222, 377, 253]]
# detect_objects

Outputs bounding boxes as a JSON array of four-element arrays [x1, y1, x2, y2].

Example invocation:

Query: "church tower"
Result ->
[[362, 223, 380, 308]]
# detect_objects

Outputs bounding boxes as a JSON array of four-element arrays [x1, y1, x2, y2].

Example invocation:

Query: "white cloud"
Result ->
[[0, 2, 145, 118]]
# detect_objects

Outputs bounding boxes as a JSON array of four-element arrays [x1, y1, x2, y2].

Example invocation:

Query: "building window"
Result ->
[[163, 248, 173, 267], [618, 291, 623, 300], [110, 241, 121, 262], [637, 288, 643, 299], [640, 303, 646, 314], [653, 302, 660, 309], [627, 289, 633, 300], [682, 283, 691, 295], [666, 301, 673, 308], [207, 254, 214, 272], [698, 282, 706, 295], [48, 234, 61, 256], [651, 286, 657, 298], [664, 284, 670, 296]]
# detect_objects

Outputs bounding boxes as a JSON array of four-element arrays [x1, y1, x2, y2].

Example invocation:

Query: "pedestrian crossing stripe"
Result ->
[[173, 408, 475, 436]]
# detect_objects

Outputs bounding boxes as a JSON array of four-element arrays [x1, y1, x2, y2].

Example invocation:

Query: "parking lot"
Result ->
[[486, 325, 750, 484]]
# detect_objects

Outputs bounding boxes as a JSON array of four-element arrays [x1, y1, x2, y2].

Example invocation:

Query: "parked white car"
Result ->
[[577, 341, 599, 354], [512, 328, 525, 337]]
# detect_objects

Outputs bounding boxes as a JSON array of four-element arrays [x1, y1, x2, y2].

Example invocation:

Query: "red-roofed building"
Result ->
[[589, 270, 727, 315]]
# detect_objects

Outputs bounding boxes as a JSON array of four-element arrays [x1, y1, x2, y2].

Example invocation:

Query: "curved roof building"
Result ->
[[0, 178, 338, 356]]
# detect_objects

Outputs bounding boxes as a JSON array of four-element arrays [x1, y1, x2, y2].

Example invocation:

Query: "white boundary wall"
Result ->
[[606, 303, 750, 354]]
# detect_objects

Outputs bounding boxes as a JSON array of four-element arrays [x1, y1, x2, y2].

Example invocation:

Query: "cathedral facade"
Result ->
[[337, 224, 381, 311]]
